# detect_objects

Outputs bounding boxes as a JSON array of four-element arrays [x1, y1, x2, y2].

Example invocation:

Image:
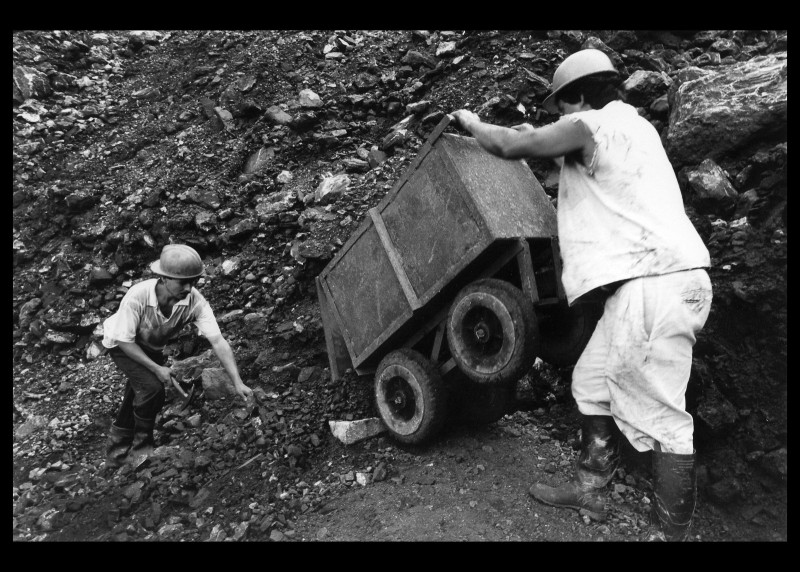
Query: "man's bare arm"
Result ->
[[207, 334, 253, 400], [449, 109, 590, 161]]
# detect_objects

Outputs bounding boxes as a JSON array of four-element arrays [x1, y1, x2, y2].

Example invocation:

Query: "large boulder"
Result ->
[[663, 52, 787, 168]]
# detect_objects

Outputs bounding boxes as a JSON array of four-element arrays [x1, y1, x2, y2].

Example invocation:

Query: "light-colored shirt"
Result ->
[[557, 101, 710, 305], [102, 278, 222, 351]]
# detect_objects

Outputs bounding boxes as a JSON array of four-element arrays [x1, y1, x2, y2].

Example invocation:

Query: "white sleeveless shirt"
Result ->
[[557, 101, 710, 305]]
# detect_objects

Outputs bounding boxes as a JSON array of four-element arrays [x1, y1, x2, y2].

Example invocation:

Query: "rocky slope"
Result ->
[[13, 30, 786, 541]]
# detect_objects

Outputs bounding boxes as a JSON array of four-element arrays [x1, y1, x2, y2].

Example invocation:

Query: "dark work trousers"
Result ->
[[109, 346, 166, 429]]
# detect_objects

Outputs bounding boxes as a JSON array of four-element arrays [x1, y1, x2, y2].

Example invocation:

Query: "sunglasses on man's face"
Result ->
[[175, 277, 200, 288]]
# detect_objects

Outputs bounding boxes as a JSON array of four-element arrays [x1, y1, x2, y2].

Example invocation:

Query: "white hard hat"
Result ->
[[150, 244, 205, 279], [543, 49, 619, 113]]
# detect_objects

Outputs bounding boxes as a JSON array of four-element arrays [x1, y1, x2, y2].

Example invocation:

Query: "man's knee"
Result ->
[[133, 379, 165, 412]]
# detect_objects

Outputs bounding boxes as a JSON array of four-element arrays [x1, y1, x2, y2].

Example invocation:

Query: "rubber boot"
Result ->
[[528, 415, 620, 516], [650, 449, 696, 542], [105, 423, 134, 468], [129, 414, 156, 463]]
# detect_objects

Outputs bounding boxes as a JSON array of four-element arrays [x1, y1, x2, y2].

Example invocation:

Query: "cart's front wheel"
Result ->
[[447, 278, 538, 384], [374, 349, 448, 445]]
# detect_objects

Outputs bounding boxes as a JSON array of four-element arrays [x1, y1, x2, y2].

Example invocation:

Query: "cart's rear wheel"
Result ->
[[447, 278, 538, 384], [537, 302, 603, 366], [374, 349, 448, 445]]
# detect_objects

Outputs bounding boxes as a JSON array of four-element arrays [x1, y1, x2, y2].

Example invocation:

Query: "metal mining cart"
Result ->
[[316, 117, 600, 444]]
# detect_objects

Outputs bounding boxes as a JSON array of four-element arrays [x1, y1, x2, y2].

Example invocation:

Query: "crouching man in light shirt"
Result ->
[[101, 244, 252, 468]]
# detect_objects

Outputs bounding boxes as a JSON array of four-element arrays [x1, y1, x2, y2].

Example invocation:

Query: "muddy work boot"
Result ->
[[528, 415, 620, 517], [105, 423, 134, 468], [648, 449, 697, 542], [129, 414, 157, 464]]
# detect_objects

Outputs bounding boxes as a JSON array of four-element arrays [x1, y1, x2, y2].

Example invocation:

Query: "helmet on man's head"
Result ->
[[543, 49, 619, 114], [150, 244, 205, 279]]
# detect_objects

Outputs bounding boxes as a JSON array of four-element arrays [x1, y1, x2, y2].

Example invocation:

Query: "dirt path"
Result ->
[[290, 411, 785, 542]]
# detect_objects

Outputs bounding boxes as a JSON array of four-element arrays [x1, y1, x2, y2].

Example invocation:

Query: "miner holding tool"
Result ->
[[449, 48, 713, 541], [101, 244, 252, 468]]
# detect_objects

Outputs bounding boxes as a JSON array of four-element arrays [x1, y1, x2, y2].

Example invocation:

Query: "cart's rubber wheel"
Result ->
[[536, 302, 603, 367], [450, 378, 514, 426], [374, 349, 448, 445], [446, 278, 538, 384]]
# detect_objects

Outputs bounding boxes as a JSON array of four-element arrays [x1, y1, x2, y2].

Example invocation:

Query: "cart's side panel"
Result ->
[[379, 150, 486, 304], [369, 208, 421, 311], [315, 277, 352, 381], [439, 134, 558, 239], [324, 223, 412, 363], [373, 116, 454, 212], [315, 120, 457, 373]]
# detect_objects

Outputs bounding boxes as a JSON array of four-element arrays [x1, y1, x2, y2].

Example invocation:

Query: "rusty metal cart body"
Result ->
[[316, 118, 600, 444]]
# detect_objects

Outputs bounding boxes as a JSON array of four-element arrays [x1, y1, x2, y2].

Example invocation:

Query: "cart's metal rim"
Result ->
[[449, 293, 516, 373], [375, 364, 424, 435]]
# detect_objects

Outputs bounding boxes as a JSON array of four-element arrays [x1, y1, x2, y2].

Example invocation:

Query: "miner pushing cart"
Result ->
[[315, 116, 601, 445]]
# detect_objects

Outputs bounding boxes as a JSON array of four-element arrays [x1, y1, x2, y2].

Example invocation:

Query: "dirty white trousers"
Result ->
[[572, 269, 712, 454]]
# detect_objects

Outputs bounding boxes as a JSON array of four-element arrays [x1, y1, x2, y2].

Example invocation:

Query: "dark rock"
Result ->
[[180, 188, 221, 209], [367, 148, 387, 168], [266, 105, 292, 125], [242, 312, 269, 335], [14, 66, 53, 102], [127, 30, 163, 49], [225, 218, 258, 242], [299, 89, 323, 108], [758, 448, 787, 481], [214, 107, 235, 130], [18, 298, 42, 330], [401, 50, 437, 69], [289, 111, 319, 132], [603, 30, 638, 51], [381, 129, 407, 151], [132, 87, 162, 101], [649, 94, 670, 118], [706, 478, 742, 505], [243, 146, 275, 174], [695, 383, 739, 435], [683, 159, 738, 212], [65, 190, 100, 213], [342, 158, 369, 173], [353, 72, 380, 91], [710, 38, 741, 58], [622, 70, 672, 108], [297, 366, 320, 383], [580, 37, 621, 67]]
